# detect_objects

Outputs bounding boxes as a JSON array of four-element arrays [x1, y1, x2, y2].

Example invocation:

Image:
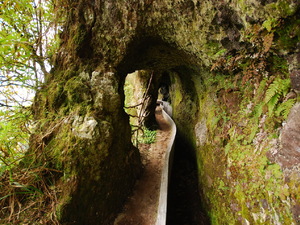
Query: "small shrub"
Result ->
[[140, 128, 157, 144]]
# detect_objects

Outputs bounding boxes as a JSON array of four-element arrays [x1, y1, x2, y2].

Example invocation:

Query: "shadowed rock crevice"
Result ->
[[117, 36, 198, 75]]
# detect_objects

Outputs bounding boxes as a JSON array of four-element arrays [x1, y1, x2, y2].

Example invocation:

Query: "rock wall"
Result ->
[[30, 0, 300, 224]]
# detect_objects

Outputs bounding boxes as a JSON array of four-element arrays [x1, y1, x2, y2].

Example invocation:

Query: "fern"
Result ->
[[281, 79, 290, 96], [264, 78, 291, 116], [275, 98, 296, 119], [248, 123, 259, 143], [255, 78, 267, 102], [264, 78, 290, 103], [253, 102, 264, 119], [264, 81, 278, 103], [267, 93, 280, 116]]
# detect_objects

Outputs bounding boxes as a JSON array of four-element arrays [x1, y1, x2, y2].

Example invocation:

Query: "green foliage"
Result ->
[[198, 67, 297, 224], [264, 78, 291, 117], [0, 2, 63, 223], [262, 18, 279, 32], [140, 128, 157, 144], [0, 107, 32, 174], [0, 0, 62, 107], [196, 5, 299, 223], [264, 78, 289, 103], [275, 0, 298, 16], [123, 70, 157, 147], [131, 126, 157, 146], [0, 0, 62, 170], [214, 49, 227, 57], [275, 98, 296, 118]]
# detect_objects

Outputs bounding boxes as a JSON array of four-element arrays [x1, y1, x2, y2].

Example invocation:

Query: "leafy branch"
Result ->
[[0, 1, 63, 223], [0, 0, 63, 108]]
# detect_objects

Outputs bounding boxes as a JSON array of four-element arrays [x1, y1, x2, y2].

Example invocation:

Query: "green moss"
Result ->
[[64, 76, 91, 105], [189, 65, 298, 223], [275, 17, 300, 50], [262, 18, 279, 32], [47, 81, 66, 110], [169, 69, 200, 146], [73, 24, 88, 51], [204, 41, 225, 58], [55, 195, 72, 221], [275, 0, 298, 16], [63, 69, 78, 80]]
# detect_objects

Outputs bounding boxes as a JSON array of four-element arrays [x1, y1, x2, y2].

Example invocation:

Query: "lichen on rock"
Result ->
[[72, 115, 98, 139]]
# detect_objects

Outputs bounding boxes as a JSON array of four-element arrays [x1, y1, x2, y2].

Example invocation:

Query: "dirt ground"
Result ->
[[114, 106, 172, 225]]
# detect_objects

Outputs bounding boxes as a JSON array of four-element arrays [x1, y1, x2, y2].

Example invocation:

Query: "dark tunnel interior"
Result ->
[[167, 133, 211, 225]]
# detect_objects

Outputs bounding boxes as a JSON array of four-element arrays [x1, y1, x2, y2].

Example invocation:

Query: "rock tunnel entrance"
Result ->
[[118, 36, 211, 224], [18, 1, 299, 224]]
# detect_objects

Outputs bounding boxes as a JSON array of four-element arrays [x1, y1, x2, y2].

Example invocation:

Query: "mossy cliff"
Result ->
[[28, 0, 300, 224]]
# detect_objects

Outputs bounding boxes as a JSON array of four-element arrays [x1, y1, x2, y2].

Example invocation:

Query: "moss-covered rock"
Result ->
[[28, 0, 300, 224]]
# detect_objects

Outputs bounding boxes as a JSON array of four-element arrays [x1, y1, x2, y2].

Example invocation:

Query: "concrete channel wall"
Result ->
[[155, 107, 177, 225]]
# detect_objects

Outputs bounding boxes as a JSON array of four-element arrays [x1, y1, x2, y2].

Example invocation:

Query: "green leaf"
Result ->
[[267, 93, 280, 116], [253, 102, 264, 119], [275, 98, 296, 118], [264, 78, 291, 116]]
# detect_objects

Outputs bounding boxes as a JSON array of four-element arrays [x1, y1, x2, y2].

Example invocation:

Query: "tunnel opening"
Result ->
[[116, 68, 176, 224], [123, 69, 156, 147], [122, 67, 211, 224], [117, 36, 211, 224], [167, 133, 211, 225]]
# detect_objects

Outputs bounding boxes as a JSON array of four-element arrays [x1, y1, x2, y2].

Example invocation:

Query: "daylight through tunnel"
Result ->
[[118, 36, 211, 223]]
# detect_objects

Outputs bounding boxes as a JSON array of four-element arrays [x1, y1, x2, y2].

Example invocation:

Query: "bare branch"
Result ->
[[0, 102, 13, 108], [124, 102, 143, 109]]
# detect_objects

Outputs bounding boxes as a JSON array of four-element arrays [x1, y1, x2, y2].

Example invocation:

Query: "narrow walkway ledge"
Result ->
[[114, 104, 176, 225], [155, 104, 177, 225]]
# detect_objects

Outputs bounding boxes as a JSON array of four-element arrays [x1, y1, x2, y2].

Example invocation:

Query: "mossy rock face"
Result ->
[[29, 0, 300, 224]]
